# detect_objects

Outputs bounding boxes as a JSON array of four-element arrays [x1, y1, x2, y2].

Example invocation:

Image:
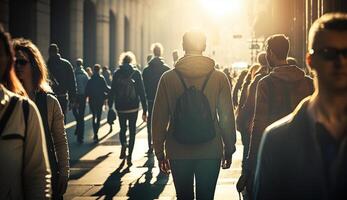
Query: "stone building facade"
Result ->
[[0, 0, 153, 69]]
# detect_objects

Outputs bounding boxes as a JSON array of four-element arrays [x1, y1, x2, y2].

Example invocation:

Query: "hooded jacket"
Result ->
[[247, 65, 314, 185], [142, 57, 170, 103], [152, 55, 237, 161], [109, 64, 147, 113]]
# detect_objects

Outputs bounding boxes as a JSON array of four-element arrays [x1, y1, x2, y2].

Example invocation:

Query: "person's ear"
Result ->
[[306, 52, 315, 71]]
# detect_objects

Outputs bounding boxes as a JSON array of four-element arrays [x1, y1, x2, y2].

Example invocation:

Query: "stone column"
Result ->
[[69, 0, 84, 62], [0, 0, 9, 30], [130, 0, 136, 53], [96, 0, 110, 66], [35, 0, 50, 59], [116, 0, 125, 64]]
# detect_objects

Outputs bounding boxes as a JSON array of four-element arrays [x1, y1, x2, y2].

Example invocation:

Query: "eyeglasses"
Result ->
[[15, 59, 29, 66], [310, 48, 347, 61]]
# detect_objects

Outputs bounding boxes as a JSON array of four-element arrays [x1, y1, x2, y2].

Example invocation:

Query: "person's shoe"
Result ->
[[77, 138, 84, 144], [127, 156, 132, 166], [119, 146, 126, 159], [147, 147, 153, 154], [93, 135, 99, 143]]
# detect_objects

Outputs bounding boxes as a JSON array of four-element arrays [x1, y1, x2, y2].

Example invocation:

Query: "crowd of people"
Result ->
[[0, 12, 346, 200]]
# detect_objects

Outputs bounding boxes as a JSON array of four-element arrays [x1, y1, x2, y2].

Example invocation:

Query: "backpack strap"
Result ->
[[0, 96, 19, 136], [128, 70, 136, 80], [175, 69, 188, 90], [35, 92, 59, 178], [22, 98, 29, 140], [201, 69, 215, 92]]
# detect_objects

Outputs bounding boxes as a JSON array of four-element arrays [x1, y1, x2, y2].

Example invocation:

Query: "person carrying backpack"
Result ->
[[152, 31, 237, 200], [85, 64, 110, 143], [108, 51, 147, 166]]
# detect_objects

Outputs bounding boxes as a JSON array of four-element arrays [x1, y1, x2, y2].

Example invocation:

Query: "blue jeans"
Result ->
[[170, 159, 221, 200]]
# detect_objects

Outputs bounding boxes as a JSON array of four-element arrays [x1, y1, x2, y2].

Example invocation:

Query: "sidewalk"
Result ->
[[64, 111, 243, 199]]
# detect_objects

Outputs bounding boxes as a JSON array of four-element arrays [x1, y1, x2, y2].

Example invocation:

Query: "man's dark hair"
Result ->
[[151, 43, 163, 57], [308, 12, 347, 50], [265, 34, 290, 60], [182, 30, 206, 52], [257, 51, 267, 66]]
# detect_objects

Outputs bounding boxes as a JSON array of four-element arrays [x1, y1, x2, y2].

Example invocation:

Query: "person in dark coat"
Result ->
[[254, 13, 347, 200], [108, 51, 147, 166], [85, 64, 110, 142], [232, 69, 248, 109], [142, 43, 170, 154], [47, 44, 77, 122]]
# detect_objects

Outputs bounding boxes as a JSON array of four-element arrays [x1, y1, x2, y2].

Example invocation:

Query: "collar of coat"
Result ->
[[269, 65, 307, 82]]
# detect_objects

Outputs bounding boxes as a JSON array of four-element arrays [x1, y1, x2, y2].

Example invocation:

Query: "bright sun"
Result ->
[[201, 0, 242, 18]]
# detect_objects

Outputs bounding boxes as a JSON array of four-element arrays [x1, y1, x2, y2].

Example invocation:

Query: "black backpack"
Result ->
[[173, 69, 216, 144], [115, 70, 137, 108]]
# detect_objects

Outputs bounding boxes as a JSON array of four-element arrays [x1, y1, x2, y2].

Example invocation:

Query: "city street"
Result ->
[[64, 107, 243, 200]]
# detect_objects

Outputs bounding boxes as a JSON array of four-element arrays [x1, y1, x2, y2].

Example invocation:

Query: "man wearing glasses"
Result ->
[[253, 13, 347, 200]]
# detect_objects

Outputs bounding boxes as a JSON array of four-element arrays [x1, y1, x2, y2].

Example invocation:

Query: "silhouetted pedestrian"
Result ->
[[73, 58, 89, 143], [85, 64, 110, 143], [47, 43, 77, 122], [142, 43, 170, 154], [108, 51, 147, 166], [152, 30, 237, 200]]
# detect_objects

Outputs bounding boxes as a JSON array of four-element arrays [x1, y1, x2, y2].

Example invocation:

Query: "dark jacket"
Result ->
[[85, 73, 110, 106], [236, 69, 268, 133], [102, 69, 112, 86], [233, 69, 248, 108], [254, 99, 347, 200], [47, 54, 77, 101], [109, 64, 147, 113], [248, 65, 314, 176], [142, 57, 170, 103]]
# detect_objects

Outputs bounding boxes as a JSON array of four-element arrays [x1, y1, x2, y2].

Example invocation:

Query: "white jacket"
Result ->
[[0, 85, 51, 199]]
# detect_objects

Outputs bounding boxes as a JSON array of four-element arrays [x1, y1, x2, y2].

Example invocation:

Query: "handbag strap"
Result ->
[[35, 92, 59, 175], [0, 96, 19, 136]]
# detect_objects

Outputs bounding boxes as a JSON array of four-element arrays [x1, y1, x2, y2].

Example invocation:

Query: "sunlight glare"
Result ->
[[201, 0, 242, 18]]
